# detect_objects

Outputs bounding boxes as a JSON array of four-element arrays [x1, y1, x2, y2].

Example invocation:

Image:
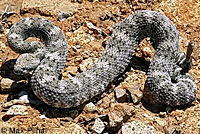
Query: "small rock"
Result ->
[[155, 118, 166, 127], [193, 104, 200, 111], [5, 105, 28, 116], [142, 46, 153, 61], [65, 123, 87, 134], [80, 58, 94, 72], [116, 0, 124, 2], [75, 44, 81, 49], [127, 85, 143, 104], [18, 91, 29, 104], [68, 27, 95, 44], [138, 0, 146, 3], [0, 41, 6, 53], [60, 117, 74, 122], [143, 46, 152, 53], [130, 94, 139, 104], [91, 118, 105, 134], [76, 0, 83, 3], [21, 0, 78, 17], [39, 114, 47, 119], [66, 66, 78, 75], [84, 102, 97, 112], [130, 89, 143, 104], [86, 21, 106, 36], [156, 132, 165, 134], [102, 37, 109, 47], [170, 129, 181, 134], [69, 27, 95, 44], [2, 100, 27, 108], [114, 88, 127, 102], [121, 120, 156, 134], [72, 46, 78, 51], [143, 113, 166, 127], [2, 91, 29, 107], [108, 103, 135, 130], [57, 11, 70, 21], [5, 29, 9, 35], [0, 78, 14, 92], [132, 94, 141, 104], [99, 12, 113, 21], [98, 107, 104, 112], [159, 112, 167, 118], [62, 71, 72, 79]]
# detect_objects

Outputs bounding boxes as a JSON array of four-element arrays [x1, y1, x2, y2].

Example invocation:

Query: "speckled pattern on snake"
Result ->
[[7, 10, 197, 108]]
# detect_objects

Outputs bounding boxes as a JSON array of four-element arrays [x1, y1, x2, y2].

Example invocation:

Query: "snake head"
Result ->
[[13, 41, 46, 76], [14, 53, 42, 75]]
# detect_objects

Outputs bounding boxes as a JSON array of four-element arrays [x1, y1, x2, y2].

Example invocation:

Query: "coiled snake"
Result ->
[[7, 10, 197, 108]]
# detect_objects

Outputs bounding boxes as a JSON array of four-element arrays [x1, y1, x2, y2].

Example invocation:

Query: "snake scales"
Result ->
[[7, 10, 196, 108]]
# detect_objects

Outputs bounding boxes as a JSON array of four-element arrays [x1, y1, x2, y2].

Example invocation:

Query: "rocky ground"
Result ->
[[0, 0, 199, 134]]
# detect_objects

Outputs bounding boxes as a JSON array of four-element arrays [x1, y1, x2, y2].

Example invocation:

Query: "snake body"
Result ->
[[7, 10, 196, 108]]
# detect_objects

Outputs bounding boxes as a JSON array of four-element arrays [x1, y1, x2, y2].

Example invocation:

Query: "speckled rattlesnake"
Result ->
[[7, 10, 197, 108]]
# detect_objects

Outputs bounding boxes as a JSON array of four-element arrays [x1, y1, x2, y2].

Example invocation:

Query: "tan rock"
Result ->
[[108, 103, 135, 130], [0, 41, 6, 53], [65, 123, 87, 134], [69, 27, 95, 44], [80, 58, 94, 72], [86, 21, 106, 36], [121, 120, 156, 134], [127, 88, 143, 104], [2, 100, 27, 108], [143, 113, 167, 127], [142, 46, 152, 56], [5, 105, 28, 116], [114, 88, 127, 102], [0, 78, 14, 92], [62, 72, 71, 79], [126, 83, 143, 104], [66, 66, 78, 75], [91, 118, 105, 134], [21, 0, 79, 17], [83, 102, 97, 113]]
